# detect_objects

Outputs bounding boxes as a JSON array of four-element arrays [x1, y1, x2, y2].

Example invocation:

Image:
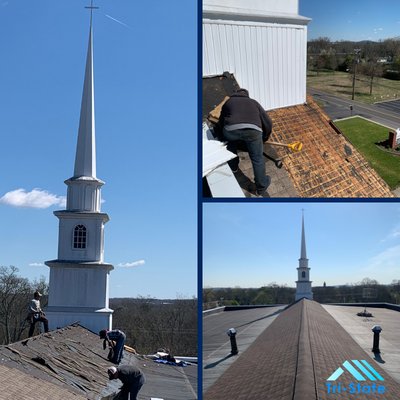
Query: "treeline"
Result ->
[[111, 297, 197, 356], [0, 266, 197, 356], [203, 279, 400, 309], [0, 266, 47, 344], [308, 37, 400, 80]]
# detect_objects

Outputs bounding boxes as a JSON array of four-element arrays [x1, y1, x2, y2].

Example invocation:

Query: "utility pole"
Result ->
[[352, 49, 361, 101]]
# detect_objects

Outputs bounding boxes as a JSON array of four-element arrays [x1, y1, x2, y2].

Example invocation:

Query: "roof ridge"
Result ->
[[292, 299, 317, 400]]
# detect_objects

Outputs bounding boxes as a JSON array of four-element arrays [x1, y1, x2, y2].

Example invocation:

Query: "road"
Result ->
[[309, 88, 400, 129]]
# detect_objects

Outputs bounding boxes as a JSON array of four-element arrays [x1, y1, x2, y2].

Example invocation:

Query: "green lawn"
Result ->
[[335, 117, 400, 190]]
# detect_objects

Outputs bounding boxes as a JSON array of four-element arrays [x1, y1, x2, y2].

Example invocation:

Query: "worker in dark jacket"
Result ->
[[100, 329, 126, 364], [108, 365, 145, 400], [215, 88, 273, 196]]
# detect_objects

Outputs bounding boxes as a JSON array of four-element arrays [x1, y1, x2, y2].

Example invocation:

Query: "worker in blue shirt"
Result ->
[[99, 329, 126, 364]]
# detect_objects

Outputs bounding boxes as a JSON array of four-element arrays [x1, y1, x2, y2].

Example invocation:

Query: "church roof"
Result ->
[[203, 75, 394, 198], [203, 299, 400, 399], [0, 324, 197, 400]]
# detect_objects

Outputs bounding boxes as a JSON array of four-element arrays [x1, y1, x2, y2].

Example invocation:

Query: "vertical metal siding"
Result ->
[[203, 20, 307, 110]]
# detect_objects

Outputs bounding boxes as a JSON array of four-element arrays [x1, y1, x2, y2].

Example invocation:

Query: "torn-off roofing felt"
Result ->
[[204, 299, 400, 400], [0, 324, 197, 400], [203, 73, 240, 122]]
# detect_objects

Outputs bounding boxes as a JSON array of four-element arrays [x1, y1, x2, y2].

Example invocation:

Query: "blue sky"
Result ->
[[0, 1, 197, 299], [299, 0, 400, 41], [203, 202, 400, 288]]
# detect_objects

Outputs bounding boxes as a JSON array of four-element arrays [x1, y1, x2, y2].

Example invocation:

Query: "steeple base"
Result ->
[[295, 292, 313, 301], [45, 306, 113, 334], [295, 281, 313, 301]]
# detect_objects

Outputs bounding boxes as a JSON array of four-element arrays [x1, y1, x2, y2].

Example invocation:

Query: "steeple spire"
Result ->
[[73, 1, 98, 178], [295, 209, 313, 301], [300, 209, 307, 259]]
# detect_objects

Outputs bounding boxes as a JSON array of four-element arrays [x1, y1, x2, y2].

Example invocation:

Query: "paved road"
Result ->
[[375, 99, 400, 114], [309, 88, 400, 129]]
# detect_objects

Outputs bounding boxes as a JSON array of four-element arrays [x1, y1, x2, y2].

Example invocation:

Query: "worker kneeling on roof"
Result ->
[[100, 329, 126, 364], [215, 88, 273, 197], [108, 365, 145, 400]]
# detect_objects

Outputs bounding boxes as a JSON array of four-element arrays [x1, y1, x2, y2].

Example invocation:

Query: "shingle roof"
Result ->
[[204, 74, 394, 197], [204, 299, 400, 399], [0, 364, 85, 400], [0, 324, 197, 400]]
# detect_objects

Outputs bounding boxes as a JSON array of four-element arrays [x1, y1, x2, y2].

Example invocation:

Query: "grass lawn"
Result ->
[[308, 71, 400, 104], [335, 117, 400, 190]]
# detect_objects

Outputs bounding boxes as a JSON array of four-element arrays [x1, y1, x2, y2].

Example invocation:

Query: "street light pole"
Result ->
[[352, 49, 361, 101]]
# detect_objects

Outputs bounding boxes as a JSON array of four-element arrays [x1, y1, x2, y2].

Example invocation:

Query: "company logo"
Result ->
[[326, 360, 385, 395], [327, 360, 384, 382]]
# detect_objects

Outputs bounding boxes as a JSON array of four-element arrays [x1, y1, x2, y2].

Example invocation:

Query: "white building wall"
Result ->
[[204, 0, 298, 15], [46, 309, 112, 333], [203, 19, 307, 110], [48, 265, 111, 308]]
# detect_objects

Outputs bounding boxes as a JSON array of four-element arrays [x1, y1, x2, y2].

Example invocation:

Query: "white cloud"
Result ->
[[0, 188, 66, 209], [366, 244, 400, 272], [29, 262, 45, 267], [117, 260, 145, 268]]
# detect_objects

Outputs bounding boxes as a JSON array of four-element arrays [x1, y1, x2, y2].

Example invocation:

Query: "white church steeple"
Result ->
[[295, 211, 313, 301], [45, 4, 114, 333], [74, 22, 96, 179]]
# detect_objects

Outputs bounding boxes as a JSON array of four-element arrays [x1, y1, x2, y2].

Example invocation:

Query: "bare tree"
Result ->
[[0, 266, 32, 344], [359, 61, 383, 95]]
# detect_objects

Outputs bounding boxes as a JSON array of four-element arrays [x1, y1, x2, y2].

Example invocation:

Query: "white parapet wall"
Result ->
[[203, 0, 299, 16], [203, 0, 311, 111]]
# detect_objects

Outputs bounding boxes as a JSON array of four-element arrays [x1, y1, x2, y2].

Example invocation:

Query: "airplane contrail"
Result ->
[[104, 14, 131, 29], [117, 260, 145, 268]]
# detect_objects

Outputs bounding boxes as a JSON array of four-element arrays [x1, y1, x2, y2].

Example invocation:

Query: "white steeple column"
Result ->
[[295, 211, 313, 301], [45, 10, 113, 334]]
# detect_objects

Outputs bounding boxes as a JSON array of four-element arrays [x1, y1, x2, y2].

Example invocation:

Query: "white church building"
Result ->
[[295, 213, 313, 301], [45, 13, 114, 333]]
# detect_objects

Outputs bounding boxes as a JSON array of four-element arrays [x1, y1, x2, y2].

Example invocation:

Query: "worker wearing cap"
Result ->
[[215, 88, 273, 197], [108, 365, 145, 400], [100, 329, 126, 364], [27, 291, 49, 337]]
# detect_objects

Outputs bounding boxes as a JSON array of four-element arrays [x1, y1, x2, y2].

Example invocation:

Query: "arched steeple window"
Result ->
[[301, 271, 306, 278], [73, 225, 87, 249]]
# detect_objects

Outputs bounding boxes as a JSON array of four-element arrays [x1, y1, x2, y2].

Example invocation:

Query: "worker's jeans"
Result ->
[[28, 314, 49, 337], [119, 375, 145, 400], [113, 332, 126, 364], [223, 127, 269, 192]]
